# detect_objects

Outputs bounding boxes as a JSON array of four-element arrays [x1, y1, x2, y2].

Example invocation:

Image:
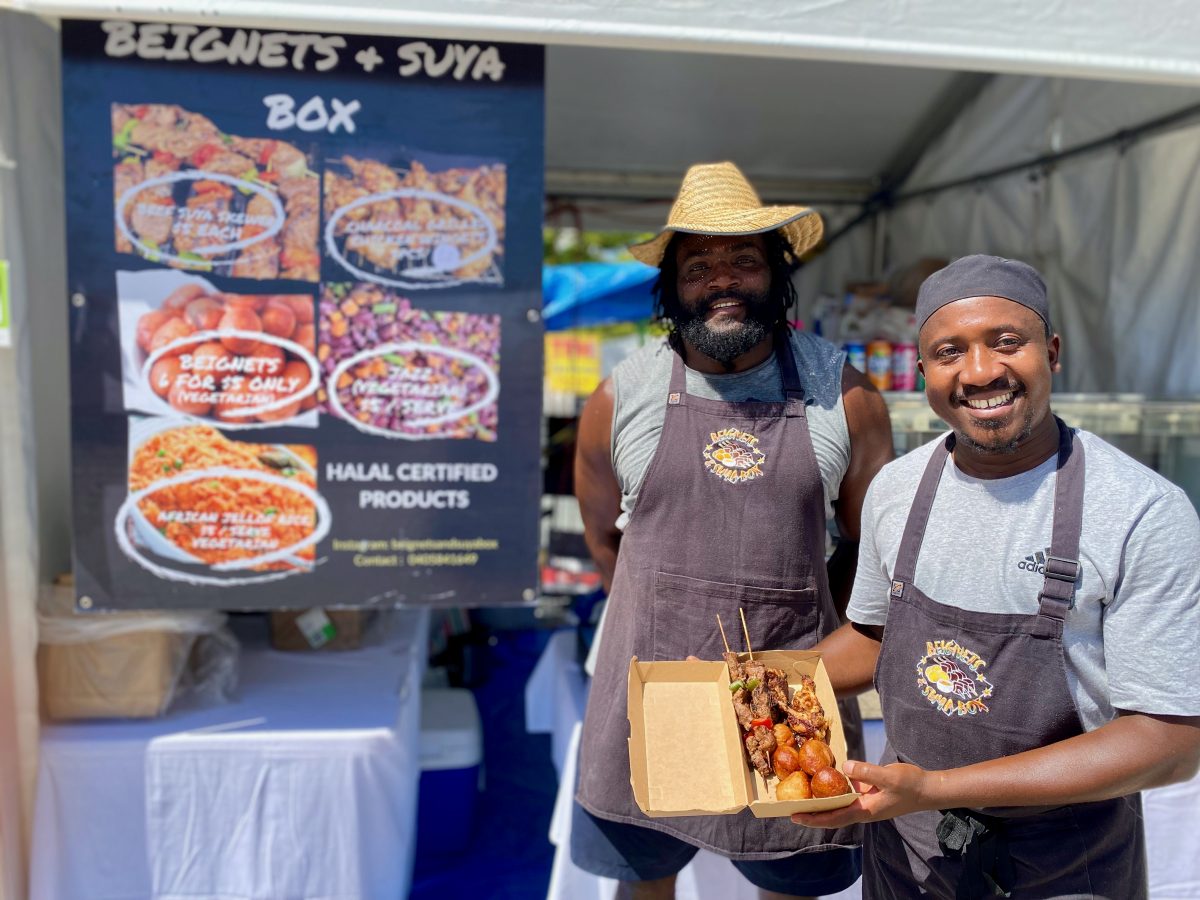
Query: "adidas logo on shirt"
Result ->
[[1017, 547, 1053, 574]]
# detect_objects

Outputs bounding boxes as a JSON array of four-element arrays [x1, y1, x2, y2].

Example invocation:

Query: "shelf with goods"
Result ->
[[883, 393, 1200, 508]]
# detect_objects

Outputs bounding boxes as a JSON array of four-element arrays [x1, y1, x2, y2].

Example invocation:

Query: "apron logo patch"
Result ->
[[890, 580, 904, 598], [915, 640, 994, 717], [702, 428, 766, 484]]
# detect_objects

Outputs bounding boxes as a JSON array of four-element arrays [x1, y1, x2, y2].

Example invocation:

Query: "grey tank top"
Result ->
[[611, 329, 851, 527]]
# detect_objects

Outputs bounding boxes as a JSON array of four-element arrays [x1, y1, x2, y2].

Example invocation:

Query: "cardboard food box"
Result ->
[[627, 650, 858, 818], [268, 608, 372, 651], [38, 628, 188, 720]]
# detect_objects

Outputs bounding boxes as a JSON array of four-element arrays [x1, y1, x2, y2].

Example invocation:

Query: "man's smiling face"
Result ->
[[919, 295, 1060, 455], [671, 233, 775, 366]]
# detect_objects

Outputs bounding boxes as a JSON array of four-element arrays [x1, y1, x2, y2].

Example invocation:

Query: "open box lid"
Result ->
[[627, 657, 749, 816]]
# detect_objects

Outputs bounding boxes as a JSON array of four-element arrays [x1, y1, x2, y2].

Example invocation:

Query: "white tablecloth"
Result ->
[[526, 629, 1200, 900], [31, 609, 429, 900]]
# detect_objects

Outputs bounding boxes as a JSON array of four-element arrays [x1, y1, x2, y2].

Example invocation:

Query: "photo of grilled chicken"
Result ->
[[323, 153, 506, 287]]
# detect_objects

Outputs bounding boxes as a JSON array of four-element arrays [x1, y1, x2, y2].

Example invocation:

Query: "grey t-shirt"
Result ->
[[610, 330, 851, 528], [848, 428, 1200, 731]]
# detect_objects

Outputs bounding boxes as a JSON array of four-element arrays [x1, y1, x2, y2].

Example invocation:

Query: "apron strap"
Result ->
[[664, 329, 807, 416], [1036, 418, 1084, 621], [775, 329, 808, 417], [892, 434, 953, 585], [892, 419, 1084, 617], [667, 347, 687, 404]]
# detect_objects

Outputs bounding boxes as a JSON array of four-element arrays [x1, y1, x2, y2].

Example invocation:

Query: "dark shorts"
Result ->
[[571, 801, 862, 895]]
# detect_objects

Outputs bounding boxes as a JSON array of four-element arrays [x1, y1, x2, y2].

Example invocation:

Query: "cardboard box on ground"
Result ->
[[627, 650, 857, 818]]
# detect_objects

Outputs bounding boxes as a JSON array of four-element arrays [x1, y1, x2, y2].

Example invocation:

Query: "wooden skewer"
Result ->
[[716, 614, 731, 655], [739, 607, 754, 661]]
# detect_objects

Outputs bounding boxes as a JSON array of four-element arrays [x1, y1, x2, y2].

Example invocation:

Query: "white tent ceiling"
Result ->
[[545, 47, 964, 194], [11, 0, 1200, 86], [7, 0, 1200, 231]]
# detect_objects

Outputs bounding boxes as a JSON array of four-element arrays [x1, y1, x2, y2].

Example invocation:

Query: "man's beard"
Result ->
[[954, 402, 1036, 455], [673, 289, 777, 367]]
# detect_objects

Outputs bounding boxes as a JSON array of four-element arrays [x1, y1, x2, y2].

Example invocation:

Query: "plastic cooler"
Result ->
[[417, 687, 483, 857]]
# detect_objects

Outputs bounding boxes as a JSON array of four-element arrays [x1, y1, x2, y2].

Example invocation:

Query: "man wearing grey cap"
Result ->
[[792, 254, 1200, 899]]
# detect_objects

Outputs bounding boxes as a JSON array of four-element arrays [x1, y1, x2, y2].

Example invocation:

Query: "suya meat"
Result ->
[[725, 652, 772, 777]]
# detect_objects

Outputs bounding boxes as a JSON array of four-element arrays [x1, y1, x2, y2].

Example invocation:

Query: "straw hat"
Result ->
[[629, 162, 824, 267]]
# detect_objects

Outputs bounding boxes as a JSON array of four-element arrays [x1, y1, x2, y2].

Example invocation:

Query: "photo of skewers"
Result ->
[[112, 103, 320, 281], [719, 612, 852, 801]]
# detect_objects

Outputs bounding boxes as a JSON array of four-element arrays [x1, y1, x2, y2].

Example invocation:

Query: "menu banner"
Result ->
[[63, 20, 544, 610]]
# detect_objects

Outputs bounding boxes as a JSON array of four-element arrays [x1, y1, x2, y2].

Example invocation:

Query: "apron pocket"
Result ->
[[650, 571, 820, 662]]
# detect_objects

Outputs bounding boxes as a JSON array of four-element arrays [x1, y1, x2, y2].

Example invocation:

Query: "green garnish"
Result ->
[[112, 118, 138, 153], [371, 303, 396, 315], [157, 449, 167, 457], [745, 677, 761, 690], [728, 680, 744, 693], [220, 132, 234, 146], [236, 168, 258, 194], [383, 354, 406, 366], [162, 464, 172, 473], [178, 251, 213, 272], [282, 467, 296, 477], [173, 459, 183, 469], [264, 507, 278, 516]]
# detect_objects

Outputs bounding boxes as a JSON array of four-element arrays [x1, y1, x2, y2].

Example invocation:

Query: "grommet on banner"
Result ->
[[527, 308, 541, 323], [78, 595, 93, 609], [522, 588, 536, 602], [70, 292, 86, 308]]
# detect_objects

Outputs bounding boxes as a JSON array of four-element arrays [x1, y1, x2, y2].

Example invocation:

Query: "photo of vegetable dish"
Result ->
[[112, 103, 320, 281], [318, 283, 500, 441], [323, 153, 505, 288], [128, 424, 318, 573]]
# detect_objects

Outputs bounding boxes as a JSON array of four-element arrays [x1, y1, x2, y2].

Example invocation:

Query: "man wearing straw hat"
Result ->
[[572, 162, 894, 899]]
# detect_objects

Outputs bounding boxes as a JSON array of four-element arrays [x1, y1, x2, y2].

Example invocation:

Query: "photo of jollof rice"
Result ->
[[129, 425, 318, 572]]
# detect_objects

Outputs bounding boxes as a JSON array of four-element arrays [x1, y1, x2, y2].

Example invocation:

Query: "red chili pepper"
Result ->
[[750, 716, 772, 729], [257, 140, 277, 167], [191, 144, 220, 167], [131, 105, 149, 119], [152, 150, 177, 166]]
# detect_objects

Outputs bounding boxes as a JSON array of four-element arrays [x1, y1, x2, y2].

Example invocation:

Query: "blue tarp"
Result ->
[[541, 262, 659, 331]]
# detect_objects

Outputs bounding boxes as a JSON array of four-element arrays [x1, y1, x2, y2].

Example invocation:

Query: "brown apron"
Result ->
[[576, 331, 863, 859], [866, 420, 1147, 899]]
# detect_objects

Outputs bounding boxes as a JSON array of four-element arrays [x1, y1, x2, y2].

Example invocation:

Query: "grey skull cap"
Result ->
[[915, 254, 1049, 334]]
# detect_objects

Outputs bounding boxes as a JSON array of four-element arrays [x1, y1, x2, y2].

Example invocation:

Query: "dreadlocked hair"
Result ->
[[652, 230, 800, 354]]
